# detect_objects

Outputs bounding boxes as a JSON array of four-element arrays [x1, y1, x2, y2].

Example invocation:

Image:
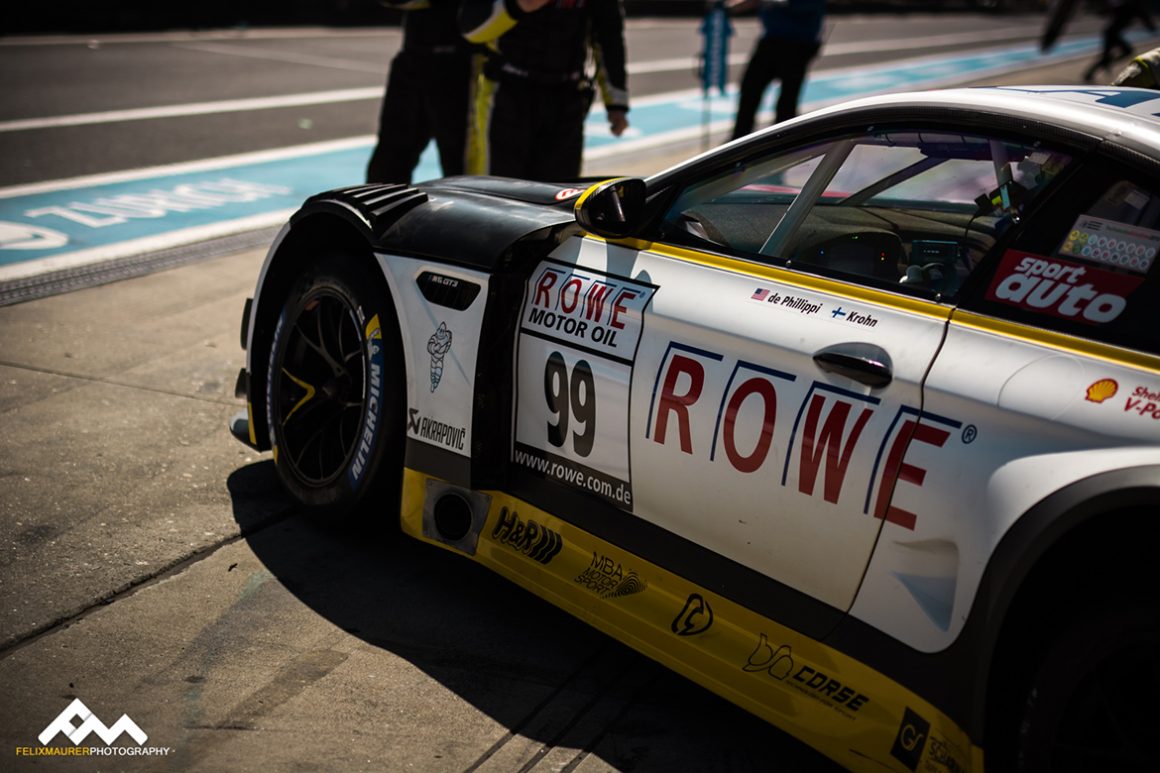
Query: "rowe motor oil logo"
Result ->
[[14, 699, 171, 759]]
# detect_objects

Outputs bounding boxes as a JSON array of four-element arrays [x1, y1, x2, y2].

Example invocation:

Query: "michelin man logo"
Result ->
[[427, 322, 452, 392], [38, 698, 148, 746]]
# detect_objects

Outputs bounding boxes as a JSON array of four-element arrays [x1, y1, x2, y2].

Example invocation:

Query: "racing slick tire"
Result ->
[[1015, 602, 1160, 772], [265, 253, 404, 518]]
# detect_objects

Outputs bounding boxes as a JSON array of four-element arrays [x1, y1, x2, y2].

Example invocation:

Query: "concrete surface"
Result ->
[[0, 49, 1144, 772]]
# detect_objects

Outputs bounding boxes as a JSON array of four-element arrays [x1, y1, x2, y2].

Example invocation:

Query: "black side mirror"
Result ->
[[574, 177, 647, 239]]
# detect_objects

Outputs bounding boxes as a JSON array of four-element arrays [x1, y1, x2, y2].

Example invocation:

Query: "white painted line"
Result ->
[[821, 26, 1049, 55], [0, 26, 402, 46], [172, 42, 387, 74], [628, 55, 746, 76], [585, 122, 733, 161], [0, 136, 374, 198], [3, 29, 1115, 201], [0, 89, 384, 134], [0, 210, 294, 282], [626, 25, 1049, 75], [5, 28, 1059, 134]]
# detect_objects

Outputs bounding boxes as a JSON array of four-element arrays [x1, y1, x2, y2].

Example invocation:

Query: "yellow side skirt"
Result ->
[[401, 468, 984, 772]]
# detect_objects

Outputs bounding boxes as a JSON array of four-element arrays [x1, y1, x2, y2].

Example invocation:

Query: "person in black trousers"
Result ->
[[730, 0, 826, 141], [367, 0, 474, 184], [459, 0, 630, 181], [1083, 0, 1156, 84]]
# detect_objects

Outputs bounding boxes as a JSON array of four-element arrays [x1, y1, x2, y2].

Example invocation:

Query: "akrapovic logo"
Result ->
[[14, 698, 172, 758]]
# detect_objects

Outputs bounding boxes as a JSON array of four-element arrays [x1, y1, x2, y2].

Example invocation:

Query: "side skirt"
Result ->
[[399, 468, 984, 773]]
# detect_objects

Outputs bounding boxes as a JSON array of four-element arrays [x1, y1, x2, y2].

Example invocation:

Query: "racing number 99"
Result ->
[[544, 351, 596, 457]]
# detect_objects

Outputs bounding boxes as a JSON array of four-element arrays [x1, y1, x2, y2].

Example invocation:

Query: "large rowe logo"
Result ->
[[15, 698, 171, 759]]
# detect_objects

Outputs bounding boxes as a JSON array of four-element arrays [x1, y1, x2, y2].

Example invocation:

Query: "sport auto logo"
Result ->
[[14, 698, 172, 758], [985, 249, 1143, 324]]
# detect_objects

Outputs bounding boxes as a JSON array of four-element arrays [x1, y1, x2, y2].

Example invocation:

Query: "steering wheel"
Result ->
[[917, 262, 947, 282], [676, 212, 729, 247], [900, 262, 947, 289]]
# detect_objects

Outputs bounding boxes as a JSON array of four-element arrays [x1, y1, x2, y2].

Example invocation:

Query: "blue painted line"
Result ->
[[0, 149, 368, 266], [0, 33, 1130, 276]]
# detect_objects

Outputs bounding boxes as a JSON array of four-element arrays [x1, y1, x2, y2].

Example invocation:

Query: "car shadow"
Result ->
[[227, 461, 843, 773]]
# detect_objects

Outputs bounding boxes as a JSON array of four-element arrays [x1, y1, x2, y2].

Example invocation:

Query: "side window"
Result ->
[[659, 142, 828, 255], [972, 168, 1160, 355], [658, 129, 1073, 301]]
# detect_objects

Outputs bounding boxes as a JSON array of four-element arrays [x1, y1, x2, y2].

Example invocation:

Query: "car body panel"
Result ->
[[400, 467, 983, 773], [537, 237, 952, 612], [852, 313, 1160, 651], [234, 86, 1160, 771], [378, 255, 490, 461]]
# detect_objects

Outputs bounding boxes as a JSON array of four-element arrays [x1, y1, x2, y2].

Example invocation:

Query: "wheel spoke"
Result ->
[[290, 421, 328, 472], [280, 368, 317, 422], [274, 287, 377, 488], [294, 309, 341, 374]]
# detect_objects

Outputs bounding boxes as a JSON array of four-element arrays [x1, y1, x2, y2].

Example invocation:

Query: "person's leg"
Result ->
[[429, 52, 473, 179], [530, 84, 592, 182], [773, 40, 820, 125], [1085, 27, 1116, 81], [1110, 22, 1133, 61], [366, 53, 431, 184], [732, 37, 778, 140], [472, 78, 534, 178]]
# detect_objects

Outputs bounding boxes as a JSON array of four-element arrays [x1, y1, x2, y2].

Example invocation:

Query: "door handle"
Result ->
[[812, 343, 893, 388]]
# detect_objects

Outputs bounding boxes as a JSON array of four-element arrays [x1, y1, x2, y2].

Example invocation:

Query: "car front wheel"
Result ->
[[265, 254, 404, 516]]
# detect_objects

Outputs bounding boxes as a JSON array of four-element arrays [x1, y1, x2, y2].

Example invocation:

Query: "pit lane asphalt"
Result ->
[[0, 52, 1128, 771]]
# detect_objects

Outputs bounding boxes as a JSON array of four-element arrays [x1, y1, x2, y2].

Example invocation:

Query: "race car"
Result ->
[[230, 86, 1160, 772]]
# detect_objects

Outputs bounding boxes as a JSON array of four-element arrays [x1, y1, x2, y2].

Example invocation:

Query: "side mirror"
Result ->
[[574, 177, 647, 239]]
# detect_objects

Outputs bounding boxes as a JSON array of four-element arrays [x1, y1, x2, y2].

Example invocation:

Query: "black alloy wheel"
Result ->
[[1016, 603, 1160, 773], [266, 255, 403, 514]]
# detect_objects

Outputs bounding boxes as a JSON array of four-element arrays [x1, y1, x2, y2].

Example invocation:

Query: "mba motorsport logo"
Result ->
[[14, 699, 171, 758]]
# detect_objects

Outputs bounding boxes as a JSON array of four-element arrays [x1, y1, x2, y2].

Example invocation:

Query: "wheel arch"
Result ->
[[246, 211, 396, 451], [972, 465, 1160, 754]]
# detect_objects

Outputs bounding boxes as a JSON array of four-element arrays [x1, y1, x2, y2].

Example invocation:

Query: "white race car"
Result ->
[[231, 86, 1160, 772]]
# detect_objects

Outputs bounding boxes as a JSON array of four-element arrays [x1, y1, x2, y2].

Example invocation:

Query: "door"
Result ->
[[515, 122, 1075, 613]]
